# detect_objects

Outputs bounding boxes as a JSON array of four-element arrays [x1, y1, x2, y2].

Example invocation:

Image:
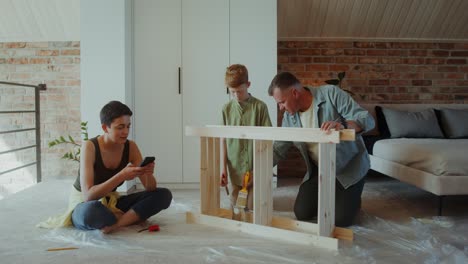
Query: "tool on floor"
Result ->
[[137, 224, 160, 233], [47, 247, 78, 251], [225, 185, 229, 196]]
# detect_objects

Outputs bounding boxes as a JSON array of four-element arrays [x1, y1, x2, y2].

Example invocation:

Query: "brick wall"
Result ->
[[0, 42, 81, 198], [277, 40, 468, 177]]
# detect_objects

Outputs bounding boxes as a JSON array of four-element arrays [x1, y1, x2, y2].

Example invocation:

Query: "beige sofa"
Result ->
[[361, 104, 468, 215]]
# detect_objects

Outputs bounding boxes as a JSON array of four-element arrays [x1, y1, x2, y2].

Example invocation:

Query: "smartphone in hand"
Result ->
[[139, 156, 155, 167]]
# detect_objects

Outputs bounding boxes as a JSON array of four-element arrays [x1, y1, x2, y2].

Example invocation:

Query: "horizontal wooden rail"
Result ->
[[186, 125, 355, 143]]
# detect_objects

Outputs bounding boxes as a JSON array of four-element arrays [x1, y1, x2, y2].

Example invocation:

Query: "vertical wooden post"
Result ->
[[318, 143, 336, 237], [212, 138, 221, 212], [200, 137, 220, 215], [253, 140, 273, 226], [200, 137, 209, 214]]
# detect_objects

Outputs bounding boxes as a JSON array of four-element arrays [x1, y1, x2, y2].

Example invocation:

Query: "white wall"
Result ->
[[81, 0, 134, 191], [230, 0, 277, 126], [80, 0, 133, 138]]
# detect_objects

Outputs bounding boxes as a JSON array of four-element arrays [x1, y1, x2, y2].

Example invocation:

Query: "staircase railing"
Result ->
[[0, 81, 47, 182]]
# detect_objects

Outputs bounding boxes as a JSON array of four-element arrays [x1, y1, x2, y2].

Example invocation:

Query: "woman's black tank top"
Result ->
[[73, 136, 129, 192]]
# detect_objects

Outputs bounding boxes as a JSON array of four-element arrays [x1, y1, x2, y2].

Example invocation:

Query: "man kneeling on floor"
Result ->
[[268, 72, 374, 227]]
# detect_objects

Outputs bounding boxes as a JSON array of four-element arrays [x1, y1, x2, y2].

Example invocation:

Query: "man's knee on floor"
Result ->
[[294, 205, 316, 221], [335, 217, 353, 227], [335, 211, 357, 227]]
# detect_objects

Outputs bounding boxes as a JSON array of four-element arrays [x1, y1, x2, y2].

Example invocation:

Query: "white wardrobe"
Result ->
[[133, 0, 277, 185]]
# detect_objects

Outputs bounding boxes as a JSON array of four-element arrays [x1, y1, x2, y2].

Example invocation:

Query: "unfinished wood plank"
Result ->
[[339, 129, 355, 141], [206, 137, 219, 214], [186, 212, 338, 250], [216, 208, 353, 242], [186, 126, 355, 143], [207, 137, 214, 213], [271, 215, 318, 233], [217, 208, 234, 219], [272, 214, 353, 242], [333, 227, 353, 241], [200, 137, 219, 215], [253, 140, 273, 226], [318, 143, 336, 237], [213, 138, 221, 209], [200, 137, 209, 214]]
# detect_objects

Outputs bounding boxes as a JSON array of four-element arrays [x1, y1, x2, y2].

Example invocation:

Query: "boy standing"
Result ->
[[221, 64, 272, 211]]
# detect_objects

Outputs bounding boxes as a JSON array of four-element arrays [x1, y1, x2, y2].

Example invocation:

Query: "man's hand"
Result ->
[[247, 171, 253, 188], [320, 120, 344, 133]]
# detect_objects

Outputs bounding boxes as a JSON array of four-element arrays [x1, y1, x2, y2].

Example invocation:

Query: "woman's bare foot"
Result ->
[[136, 219, 149, 226]]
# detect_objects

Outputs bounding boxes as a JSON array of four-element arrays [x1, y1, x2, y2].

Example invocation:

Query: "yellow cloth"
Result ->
[[37, 187, 123, 229]]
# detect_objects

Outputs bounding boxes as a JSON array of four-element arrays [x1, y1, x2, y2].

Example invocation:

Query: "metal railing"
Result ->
[[0, 81, 47, 182]]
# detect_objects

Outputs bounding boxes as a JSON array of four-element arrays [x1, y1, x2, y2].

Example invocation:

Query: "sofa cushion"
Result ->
[[381, 107, 444, 138], [439, 108, 468, 138], [373, 138, 468, 176]]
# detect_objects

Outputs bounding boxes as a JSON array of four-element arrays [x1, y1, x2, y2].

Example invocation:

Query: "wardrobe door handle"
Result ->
[[178, 67, 181, 94]]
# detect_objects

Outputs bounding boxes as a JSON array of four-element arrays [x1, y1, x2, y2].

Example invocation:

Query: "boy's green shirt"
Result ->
[[222, 95, 272, 186]]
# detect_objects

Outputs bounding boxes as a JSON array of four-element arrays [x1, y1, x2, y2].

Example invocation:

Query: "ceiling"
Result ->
[[278, 0, 468, 41], [0, 0, 467, 43], [0, 0, 79, 42]]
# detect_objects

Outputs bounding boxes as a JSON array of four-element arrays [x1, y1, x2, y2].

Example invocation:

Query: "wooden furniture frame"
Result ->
[[185, 125, 355, 250]]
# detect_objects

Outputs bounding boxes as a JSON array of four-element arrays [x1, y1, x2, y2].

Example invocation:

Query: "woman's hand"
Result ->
[[120, 163, 144, 181], [140, 162, 155, 178]]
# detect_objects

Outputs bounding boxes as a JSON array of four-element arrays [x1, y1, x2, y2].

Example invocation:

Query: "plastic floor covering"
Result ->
[[0, 176, 467, 264]]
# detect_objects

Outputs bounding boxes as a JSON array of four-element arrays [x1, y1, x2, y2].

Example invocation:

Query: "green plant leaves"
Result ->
[[81, 121, 88, 141], [48, 121, 88, 162]]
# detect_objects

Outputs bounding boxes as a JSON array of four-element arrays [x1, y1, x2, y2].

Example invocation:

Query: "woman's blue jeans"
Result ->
[[71, 188, 172, 230]]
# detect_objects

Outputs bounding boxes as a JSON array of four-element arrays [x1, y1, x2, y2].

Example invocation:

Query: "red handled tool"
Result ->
[[137, 224, 160, 233]]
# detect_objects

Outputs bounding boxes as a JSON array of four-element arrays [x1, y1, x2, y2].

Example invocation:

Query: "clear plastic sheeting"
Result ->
[[347, 214, 468, 264], [37, 215, 468, 264], [0, 180, 467, 264]]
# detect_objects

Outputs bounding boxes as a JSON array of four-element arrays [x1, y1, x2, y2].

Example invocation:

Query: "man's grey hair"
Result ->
[[268, 72, 301, 96]]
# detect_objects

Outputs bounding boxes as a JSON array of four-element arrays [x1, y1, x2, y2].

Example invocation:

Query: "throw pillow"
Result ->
[[381, 107, 444, 138], [439, 108, 468, 138]]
